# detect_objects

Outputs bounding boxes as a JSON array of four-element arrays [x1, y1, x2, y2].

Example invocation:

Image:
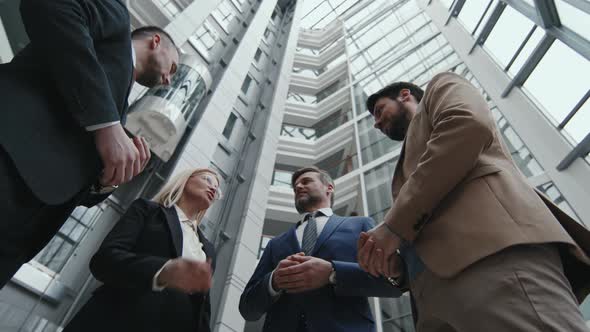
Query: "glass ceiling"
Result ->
[[300, 0, 360, 28], [300, 0, 589, 148]]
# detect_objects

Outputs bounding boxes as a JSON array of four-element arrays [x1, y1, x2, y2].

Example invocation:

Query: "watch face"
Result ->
[[329, 270, 336, 284]]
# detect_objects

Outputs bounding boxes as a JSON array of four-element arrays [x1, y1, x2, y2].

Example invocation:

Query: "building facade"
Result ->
[[0, 0, 589, 331]]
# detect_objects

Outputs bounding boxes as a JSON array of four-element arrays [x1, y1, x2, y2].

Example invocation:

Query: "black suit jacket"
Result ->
[[0, 0, 134, 205], [64, 198, 216, 332]]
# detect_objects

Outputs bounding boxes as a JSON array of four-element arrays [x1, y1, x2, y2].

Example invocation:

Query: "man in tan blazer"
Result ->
[[357, 72, 590, 331]]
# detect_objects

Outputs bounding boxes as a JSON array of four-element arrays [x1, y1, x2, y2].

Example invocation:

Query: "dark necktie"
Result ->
[[301, 211, 321, 255]]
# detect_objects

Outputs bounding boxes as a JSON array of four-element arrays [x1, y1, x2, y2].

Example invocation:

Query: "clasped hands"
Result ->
[[157, 257, 213, 294], [94, 123, 151, 187], [357, 222, 403, 279], [271, 253, 333, 294]]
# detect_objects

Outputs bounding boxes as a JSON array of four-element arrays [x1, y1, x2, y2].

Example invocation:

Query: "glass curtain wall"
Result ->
[[272, 0, 589, 328]]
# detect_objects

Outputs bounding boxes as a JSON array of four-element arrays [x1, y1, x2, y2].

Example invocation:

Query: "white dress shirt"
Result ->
[[85, 47, 135, 131], [152, 205, 208, 291], [268, 208, 333, 297]]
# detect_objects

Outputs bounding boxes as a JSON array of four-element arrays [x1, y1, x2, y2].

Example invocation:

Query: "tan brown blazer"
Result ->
[[385, 72, 590, 302]]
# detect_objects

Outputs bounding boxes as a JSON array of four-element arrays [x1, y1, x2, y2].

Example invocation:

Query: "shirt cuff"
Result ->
[[152, 260, 172, 291], [268, 271, 282, 297], [86, 121, 120, 131]]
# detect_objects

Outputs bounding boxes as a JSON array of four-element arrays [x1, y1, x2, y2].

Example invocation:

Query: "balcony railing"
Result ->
[[272, 152, 359, 188], [281, 109, 353, 141]]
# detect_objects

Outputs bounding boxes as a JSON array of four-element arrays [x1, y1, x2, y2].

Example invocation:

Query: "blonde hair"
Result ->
[[153, 168, 221, 224]]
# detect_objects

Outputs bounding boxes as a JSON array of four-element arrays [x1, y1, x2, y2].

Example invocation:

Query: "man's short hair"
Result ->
[[131, 26, 177, 49], [291, 166, 335, 207], [366, 81, 424, 114]]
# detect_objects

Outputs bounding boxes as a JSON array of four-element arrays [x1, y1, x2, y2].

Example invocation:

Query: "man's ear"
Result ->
[[151, 34, 162, 50], [399, 88, 412, 102]]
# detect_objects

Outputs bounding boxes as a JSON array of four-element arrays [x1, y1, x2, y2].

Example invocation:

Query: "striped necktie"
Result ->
[[301, 211, 321, 255]]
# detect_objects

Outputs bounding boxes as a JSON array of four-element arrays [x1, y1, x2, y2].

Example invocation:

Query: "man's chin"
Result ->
[[385, 129, 405, 141], [137, 77, 161, 88]]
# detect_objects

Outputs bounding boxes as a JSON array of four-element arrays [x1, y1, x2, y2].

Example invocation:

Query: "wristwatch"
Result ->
[[90, 182, 118, 195], [329, 265, 337, 284]]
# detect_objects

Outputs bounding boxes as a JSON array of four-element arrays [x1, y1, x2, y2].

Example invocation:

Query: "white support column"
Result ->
[[174, 0, 281, 175], [212, 2, 306, 331]]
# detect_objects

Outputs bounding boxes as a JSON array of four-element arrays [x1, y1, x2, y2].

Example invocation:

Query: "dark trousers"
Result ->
[[0, 147, 82, 288]]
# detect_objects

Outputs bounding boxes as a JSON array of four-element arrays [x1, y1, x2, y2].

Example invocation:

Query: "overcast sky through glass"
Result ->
[[299, 0, 589, 145]]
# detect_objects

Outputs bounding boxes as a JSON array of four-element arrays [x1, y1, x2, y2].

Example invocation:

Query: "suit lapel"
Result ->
[[287, 226, 302, 253], [392, 139, 407, 197], [162, 206, 183, 257], [197, 228, 216, 270], [311, 215, 345, 255]]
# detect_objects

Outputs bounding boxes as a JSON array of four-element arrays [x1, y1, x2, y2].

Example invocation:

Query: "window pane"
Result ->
[[32, 205, 102, 273], [506, 27, 544, 77], [563, 96, 590, 144], [272, 169, 292, 187], [34, 236, 74, 273], [222, 113, 238, 138], [457, 0, 493, 34], [440, 0, 454, 9], [364, 159, 397, 222], [523, 40, 590, 126], [484, 6, 535, 68], [555, 0, 590, 41], [473, 0, 499, 36], [254, 48, 262, 62], [154, 0, 180, 18], [358, 116, 401, 165], [241, 75, 252, 94], [212, 0, 236, 33], [281, 124, 316, 140]]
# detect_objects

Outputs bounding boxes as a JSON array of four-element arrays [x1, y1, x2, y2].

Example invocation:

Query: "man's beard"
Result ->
[[385, 101, 409, 141], [295, 193, 323, 214], [385, 120, 407, 141]]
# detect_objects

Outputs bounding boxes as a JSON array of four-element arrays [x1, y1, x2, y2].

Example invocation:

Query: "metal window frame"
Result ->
[[503, 0, 590, 61], [562, 0, 590, 15], [533, 0, 561, 28], [504, 25, 537, 72], [471, 0, 495, 35], [469, 1, 506, 54], [556, 125, 590, 172], [445, 0, 466, 25], [501, 33, 554, 97], [558, 89, 590, 129]]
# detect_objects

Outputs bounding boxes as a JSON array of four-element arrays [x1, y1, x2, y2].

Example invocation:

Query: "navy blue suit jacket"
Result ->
[[239, 215, 401, 332]]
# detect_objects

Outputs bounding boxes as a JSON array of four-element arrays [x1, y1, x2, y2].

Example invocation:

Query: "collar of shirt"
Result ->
[[131, 46, 136, 68], [295, 207, 333, 248], [174, 205, 197, 229], [300, 207, 333, 223]]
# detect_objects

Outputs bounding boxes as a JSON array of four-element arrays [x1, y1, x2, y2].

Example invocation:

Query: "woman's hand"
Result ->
[[157, 258, 212, 293]]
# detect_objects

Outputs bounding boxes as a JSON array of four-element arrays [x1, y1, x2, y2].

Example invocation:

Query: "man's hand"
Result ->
[[271, 253, 303, 292], [132, 136, 151, 172], [94, 123, 143, 186], [357, 223, 403, 278], [273, 255, 333, 293], [157, 258, 212, 294]]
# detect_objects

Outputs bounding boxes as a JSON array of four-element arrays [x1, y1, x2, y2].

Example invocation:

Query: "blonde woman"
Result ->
[[64, 168, 222, 332]]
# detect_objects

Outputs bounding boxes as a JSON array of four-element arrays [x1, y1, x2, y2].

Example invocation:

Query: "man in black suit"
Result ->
[[0, 0, 179, 288]]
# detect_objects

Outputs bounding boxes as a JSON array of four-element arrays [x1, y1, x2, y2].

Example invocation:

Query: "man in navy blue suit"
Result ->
[[239, 167, 402, 332]]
